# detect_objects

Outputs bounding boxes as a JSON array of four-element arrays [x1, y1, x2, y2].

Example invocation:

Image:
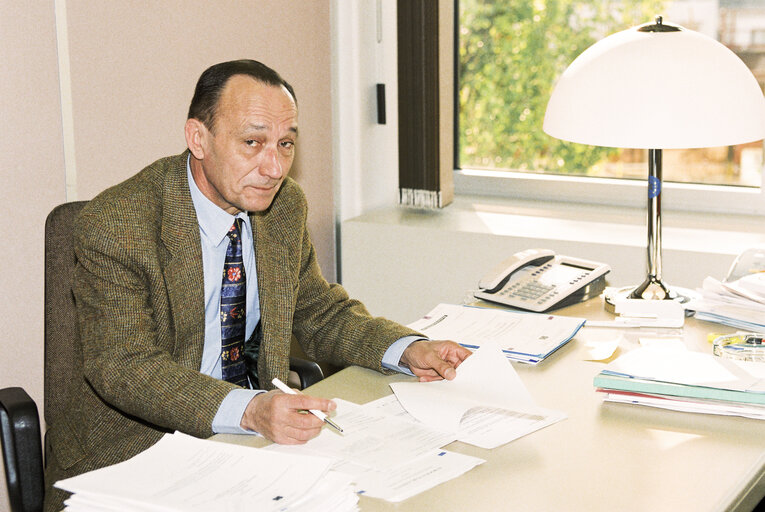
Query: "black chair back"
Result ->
[[43, 201, 88, 430]]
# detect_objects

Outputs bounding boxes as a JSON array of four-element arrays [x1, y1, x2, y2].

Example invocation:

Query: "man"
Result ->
[[43, 59, 470, 511]]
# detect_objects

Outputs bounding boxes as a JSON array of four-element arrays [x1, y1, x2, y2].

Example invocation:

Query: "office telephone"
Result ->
[[474, 249, 611, 312]]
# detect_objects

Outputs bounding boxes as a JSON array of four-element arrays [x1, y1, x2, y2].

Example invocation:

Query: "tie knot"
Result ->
[[227, 218, 242, 241]]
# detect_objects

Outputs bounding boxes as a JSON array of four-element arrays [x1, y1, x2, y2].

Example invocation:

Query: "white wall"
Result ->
[[340, 198, 764, 325], [0, 3, 67, 508], [332, 0, 400, 227]]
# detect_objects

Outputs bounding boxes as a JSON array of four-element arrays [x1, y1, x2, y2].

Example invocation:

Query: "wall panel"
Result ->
[[65, 0, 335, 279], [0, 2, 67, 510]]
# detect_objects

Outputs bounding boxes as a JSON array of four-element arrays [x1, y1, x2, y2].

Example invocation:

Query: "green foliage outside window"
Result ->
[[458, 0, 666, 174]]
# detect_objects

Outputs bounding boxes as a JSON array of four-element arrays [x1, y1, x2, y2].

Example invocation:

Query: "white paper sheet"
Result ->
[[265, 399, 484, 502], [266, 399, 457, 470], [583, 338, 622, 361], [56, 432, 353, 512], [366, 393, 565, 449], [348, 449, 484, 502], [454, 405, 566, 449], [605, 346, 740, 385], [407, 303, 584, 362], [389, 342, 548, 433]]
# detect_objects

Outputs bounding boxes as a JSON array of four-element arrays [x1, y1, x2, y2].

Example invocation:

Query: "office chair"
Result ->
[[0, 201, 323, 512]]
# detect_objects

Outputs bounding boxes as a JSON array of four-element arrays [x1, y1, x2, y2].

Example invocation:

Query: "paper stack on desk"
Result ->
[[55, 431, 358, 511], [268, 398, 485, 502], [594, 346, 765, 420], [407, 303, 585, 364], [687, 275, 765, 331], [267, 344, 564, 502]]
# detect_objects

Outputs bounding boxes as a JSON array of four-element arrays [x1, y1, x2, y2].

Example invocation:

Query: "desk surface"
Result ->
[[215, 298, 765, 511]]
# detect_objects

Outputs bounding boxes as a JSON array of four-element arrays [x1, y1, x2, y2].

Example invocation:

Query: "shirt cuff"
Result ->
[[381, 335, 428, 376], [211, 388, 264, 435]]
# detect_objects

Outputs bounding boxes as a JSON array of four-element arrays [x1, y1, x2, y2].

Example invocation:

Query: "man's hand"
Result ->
[[400, 340, 472, 382], [240, 389, 337, 444]]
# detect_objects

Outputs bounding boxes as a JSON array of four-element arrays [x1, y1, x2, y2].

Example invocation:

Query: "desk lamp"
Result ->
[[543, 16, 765, 307]]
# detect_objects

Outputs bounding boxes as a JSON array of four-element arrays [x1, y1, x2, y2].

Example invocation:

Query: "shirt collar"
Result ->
[[187, 154, 251, 247]]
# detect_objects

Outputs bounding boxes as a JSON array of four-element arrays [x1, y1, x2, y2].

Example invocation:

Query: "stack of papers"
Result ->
[[594, 346, 765, 420], [686, 275, 765, 331], [55, 432, 358, 511], [407, 303, 585, 364], [268, 398, 484, 502], [57, 344, 565, 507], [269, 343, 565, 502]]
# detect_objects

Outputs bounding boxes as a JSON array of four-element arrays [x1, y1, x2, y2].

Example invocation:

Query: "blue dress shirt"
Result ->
[[186, 159, 420, 434]]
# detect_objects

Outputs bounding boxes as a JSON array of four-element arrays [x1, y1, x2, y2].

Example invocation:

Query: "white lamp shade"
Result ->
[[543, 23, 765, 149]]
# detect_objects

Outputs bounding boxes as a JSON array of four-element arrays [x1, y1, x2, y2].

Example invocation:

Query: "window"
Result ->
[[456, 0, 765, 213]]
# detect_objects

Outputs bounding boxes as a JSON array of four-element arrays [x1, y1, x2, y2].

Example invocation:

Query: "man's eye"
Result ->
[[280, 141, 295, 149], [245, 140, 257, 146]]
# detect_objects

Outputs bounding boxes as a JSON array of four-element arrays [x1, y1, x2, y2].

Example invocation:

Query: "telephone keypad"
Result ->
[[500, 280, 555, 302]]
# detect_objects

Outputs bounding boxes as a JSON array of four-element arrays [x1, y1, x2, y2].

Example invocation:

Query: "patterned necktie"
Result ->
[[220, 218, 249, 387]]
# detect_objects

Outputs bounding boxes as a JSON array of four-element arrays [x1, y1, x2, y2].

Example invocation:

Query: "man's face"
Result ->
[[188, 75, 298, 214]]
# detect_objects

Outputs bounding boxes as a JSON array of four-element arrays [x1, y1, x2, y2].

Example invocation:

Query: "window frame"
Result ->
[[453, 1, 765, 217], [454, 167, 765, 216]]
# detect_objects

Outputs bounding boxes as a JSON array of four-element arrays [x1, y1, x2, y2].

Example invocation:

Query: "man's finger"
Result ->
[[275, 392, 336, 413], [423, 351, 458, 380], [273, 423, 324, 445]]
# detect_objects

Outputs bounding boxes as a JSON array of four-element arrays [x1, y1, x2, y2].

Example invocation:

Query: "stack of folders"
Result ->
[[687, 275, 765, 331], [593, 346, 765, 420]]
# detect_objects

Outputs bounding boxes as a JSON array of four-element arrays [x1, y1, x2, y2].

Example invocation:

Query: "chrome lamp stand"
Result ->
[[605, 148, 692, 308]]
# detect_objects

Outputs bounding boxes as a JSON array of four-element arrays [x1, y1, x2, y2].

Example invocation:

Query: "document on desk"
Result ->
[[407, 303, 584, 363], [337, 449, 484, 502], [268, 398, 457, 469], [389, 342, 567, 448], [266, 399, 484, 502], [55, 431, 357, 512]]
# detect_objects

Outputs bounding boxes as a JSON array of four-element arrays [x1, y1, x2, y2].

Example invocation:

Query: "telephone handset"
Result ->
[[475, 249, 610, 312]]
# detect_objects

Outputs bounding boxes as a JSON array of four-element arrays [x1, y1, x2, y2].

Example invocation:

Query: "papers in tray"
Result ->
[[593, 345, 765, 420], [407, 303, 585, 364], [686, 276, 765, 331], [55, 431, 359, 512]]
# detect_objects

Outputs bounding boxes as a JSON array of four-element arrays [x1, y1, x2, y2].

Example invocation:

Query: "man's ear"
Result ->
[[185, 118, 208, 159]]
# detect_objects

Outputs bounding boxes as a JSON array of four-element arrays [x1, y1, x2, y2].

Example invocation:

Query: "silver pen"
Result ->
[[271, 378, 344, 433]]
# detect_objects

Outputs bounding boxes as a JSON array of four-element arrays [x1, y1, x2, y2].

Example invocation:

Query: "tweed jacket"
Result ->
[[44, 151, 417, 509]]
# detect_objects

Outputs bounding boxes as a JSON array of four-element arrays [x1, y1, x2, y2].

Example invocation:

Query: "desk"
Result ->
[[214, 298, 765, 511]]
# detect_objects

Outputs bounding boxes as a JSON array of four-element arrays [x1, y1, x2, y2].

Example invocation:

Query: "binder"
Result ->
[[594, 372, 765, 406]]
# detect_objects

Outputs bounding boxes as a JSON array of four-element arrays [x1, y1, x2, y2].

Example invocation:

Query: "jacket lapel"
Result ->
[[159, 153, 206, 368], [251, 211, 294, 386]]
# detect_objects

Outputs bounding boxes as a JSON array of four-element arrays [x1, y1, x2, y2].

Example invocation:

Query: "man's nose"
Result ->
[[260, 146, 283, 179]]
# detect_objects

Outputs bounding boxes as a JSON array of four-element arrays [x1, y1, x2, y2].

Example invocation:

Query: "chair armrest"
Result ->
[[288, 357, 324, 389], [0, 387, 44, 512]]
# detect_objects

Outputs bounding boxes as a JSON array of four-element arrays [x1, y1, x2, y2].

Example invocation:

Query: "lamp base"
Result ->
[[603, 280, 698, 314]]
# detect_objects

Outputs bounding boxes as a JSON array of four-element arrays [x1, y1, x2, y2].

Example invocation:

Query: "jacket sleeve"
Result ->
[[282, 187, 421, 372]]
